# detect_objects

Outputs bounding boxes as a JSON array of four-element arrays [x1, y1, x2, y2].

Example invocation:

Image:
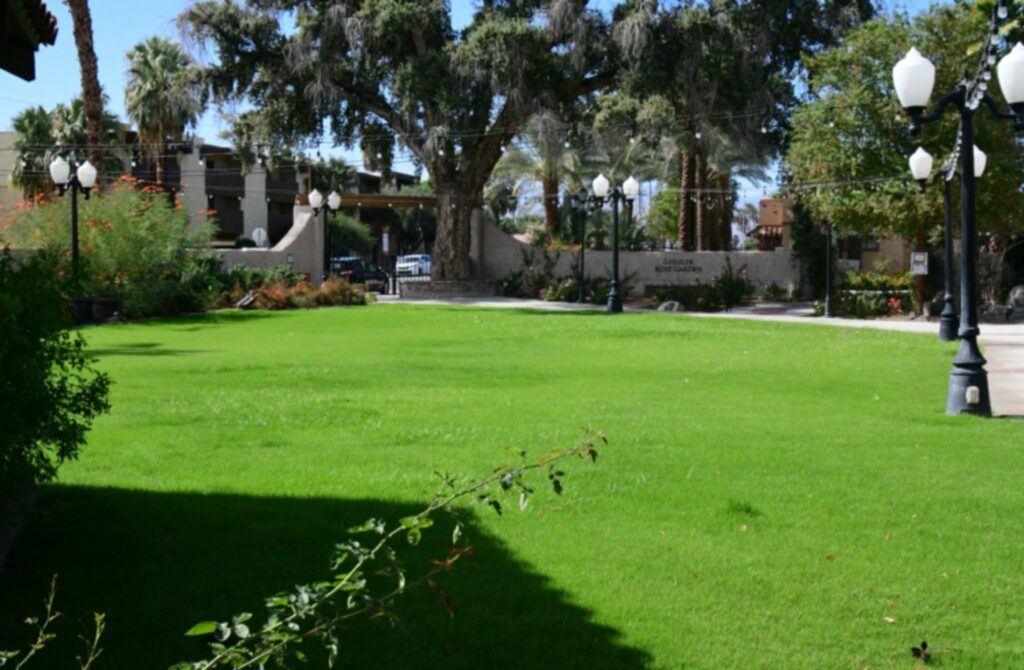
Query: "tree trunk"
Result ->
[[542, 176, 560, 237], [677, 149, 695, 250], [156, 130, 165, 185], [431, 186, 478, 280], [913, 227, 927, 314], [695, 151, 707, 251], [66, 0, 104, 176]]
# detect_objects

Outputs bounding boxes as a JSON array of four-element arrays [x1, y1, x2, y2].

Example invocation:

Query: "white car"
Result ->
[[396, 254, 431, 276]]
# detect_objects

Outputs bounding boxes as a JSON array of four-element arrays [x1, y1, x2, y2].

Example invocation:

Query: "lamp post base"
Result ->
[[946, 364, 992, 416], [607, 285, 623, 313], [938, 298, 959, 342]]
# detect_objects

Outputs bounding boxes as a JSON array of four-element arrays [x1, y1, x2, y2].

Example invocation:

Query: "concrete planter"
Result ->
[[399, 280, 499, 299]]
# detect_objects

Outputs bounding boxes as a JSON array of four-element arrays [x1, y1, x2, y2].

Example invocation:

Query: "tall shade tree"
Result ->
[[785, 3, 1024, 308], [179, 0, 622, 280], [65, 0, 105, 175], [125, 37, 202, 185]]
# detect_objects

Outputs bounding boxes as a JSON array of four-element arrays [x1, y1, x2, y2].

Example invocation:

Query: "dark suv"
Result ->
[[330, 257, 390, 292]]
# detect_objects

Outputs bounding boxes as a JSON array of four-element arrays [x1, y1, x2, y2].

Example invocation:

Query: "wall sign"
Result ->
[[911, 252, 928, 276]]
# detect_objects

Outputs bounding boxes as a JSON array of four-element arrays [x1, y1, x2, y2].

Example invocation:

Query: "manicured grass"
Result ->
[[2, 305, 1022, 669]]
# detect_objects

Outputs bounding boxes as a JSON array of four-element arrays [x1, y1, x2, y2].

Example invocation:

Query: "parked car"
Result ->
[[330, 256, 390, 292], [396, 254, 431, 277]]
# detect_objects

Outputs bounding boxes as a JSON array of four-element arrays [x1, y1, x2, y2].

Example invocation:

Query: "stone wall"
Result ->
[[470, 217, 800, 296]]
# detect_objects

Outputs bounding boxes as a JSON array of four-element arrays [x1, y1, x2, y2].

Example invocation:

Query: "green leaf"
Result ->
[[232, 623, 250, 639], [184, 621, 219, 637], [407, 527, 422, 545]]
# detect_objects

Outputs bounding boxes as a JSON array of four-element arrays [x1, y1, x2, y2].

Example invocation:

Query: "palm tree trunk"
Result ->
[[66, 0, 104, 177], [156, 125, 165, 185], [542, 176, 560, 237], [677, 149, 695, 250], [695, 150, 707, 251]]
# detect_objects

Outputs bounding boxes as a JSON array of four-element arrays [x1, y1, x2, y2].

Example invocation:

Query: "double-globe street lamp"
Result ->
[[47, 157, 98, 278], [569, 174, 640, 312], [308, 188, 341, 280], [893, 37, 1024, 416], [908, 145, 988, 342]]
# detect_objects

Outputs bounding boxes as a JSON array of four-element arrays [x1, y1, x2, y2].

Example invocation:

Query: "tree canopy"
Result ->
[[179, 0, 629, 279], [786, 3, 1024, 244]]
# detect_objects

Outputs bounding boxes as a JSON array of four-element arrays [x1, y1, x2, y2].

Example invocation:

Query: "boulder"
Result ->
[[1008, 284, 1024, 308]]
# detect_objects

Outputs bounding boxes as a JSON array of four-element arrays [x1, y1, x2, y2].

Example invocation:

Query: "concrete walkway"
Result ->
[[381, 296, 1024, 417]]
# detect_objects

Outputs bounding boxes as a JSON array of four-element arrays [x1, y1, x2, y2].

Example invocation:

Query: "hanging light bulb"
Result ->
[[998, 1, 1008, 20], [695, 130, 702, 140]]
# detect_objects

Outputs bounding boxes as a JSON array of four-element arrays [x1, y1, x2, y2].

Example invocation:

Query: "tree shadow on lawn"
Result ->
[[86, 342, 209, 358], [0, 486, 650, 670], [128, 310, 278, 332]]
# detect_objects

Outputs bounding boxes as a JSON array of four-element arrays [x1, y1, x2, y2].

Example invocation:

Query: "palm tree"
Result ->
[[50, 97, 124, 174], [11, 107, 53, 199], [65, 0, 105, 175], [125, 37, 201, 184]]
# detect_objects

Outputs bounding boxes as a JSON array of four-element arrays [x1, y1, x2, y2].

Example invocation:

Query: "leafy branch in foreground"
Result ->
[[0, 575, 104, 669], [173, 430, 605, 670]]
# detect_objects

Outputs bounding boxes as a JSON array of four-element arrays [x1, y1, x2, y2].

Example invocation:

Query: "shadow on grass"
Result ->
[[87, 342, 208, 358], [0, 486, 650, 670], [130, 310, 278, 332]]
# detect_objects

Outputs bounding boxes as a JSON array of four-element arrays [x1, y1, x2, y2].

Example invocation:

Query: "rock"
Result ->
[[657, 300, 682, 312], [1008, 285, 1024, 308]]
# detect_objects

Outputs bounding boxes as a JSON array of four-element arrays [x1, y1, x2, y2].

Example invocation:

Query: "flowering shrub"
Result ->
[[4, 177, 218, 317], [254, 277, 365, 310]]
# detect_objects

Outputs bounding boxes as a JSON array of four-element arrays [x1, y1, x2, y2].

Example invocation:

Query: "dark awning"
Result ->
[[1, 0, 59, 82]]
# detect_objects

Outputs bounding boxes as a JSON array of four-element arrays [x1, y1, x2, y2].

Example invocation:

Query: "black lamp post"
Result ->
[[48, 157, 97, 278], [309, 188, 341, 280], [893, 32, 1024, 416], [824, 221, 833, 318], [568, 188, 591, 303], [939, 175, 960, 341]]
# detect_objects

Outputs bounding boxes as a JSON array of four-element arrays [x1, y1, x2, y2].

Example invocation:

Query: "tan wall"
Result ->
[[758, 199, 794, 227], [471, 217, 800, 296], [861, 236, 911, 273], [216, 205, 324, 284]]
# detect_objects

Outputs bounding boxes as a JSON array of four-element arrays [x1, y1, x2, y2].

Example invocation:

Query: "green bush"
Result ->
[[653, 283, 724, 312], [5, 176, 218, 318], [761, 282, 790, 301], [0, 249, 110, 487], [223, 264, 305, 292], [840, 271, 913, 292]]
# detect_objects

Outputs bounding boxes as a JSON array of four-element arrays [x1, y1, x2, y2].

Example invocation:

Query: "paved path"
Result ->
[[380, 296, 1024, 417]]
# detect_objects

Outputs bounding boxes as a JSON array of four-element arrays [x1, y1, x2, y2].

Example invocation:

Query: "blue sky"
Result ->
[[1, 0, 942, 201]]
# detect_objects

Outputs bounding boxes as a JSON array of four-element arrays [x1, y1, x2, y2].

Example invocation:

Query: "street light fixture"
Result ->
[[893, 37, 1024, 416], [909, 147, 933, 192], [48, 157, 97, 278], [568, 175, 640, 312], [309, 188, 341, 280]]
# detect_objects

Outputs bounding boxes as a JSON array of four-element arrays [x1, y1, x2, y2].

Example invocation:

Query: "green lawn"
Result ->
[[2, 305, 1022, 669]]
